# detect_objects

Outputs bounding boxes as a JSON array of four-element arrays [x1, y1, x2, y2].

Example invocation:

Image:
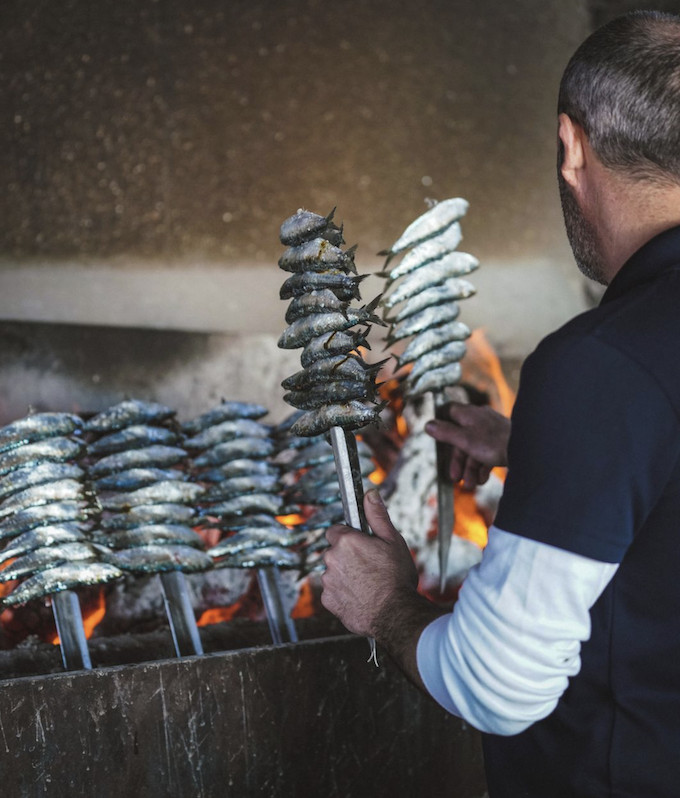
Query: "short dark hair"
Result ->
[[558, 11, 680, 182]]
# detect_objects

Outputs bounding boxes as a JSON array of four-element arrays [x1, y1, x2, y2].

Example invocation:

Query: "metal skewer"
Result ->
[[257, 566, 298, 645], [329, 425, 378, 665], [51, 589, 92, 671], [434, 393, 455, 594], [160, 570, 203, 657]]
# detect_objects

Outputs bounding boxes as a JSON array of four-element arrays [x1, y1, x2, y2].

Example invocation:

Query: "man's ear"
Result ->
[[558, 113, 587, 190]]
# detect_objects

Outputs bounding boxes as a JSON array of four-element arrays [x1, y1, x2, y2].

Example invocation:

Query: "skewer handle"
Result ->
[[160, 570, 204, 657], [329, 426, 370, 535], [435, 395, 455, 594], [257, 566, 298, 645], [329, 425, 379, 665], [51, 589, 92, 671]]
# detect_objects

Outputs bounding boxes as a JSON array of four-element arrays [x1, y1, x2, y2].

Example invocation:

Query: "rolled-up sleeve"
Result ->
[[416, 525, 618, 735]]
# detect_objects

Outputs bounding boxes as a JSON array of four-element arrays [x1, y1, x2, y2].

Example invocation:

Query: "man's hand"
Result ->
[[425, 402, 511, 489], [321, 489, 446, 689]]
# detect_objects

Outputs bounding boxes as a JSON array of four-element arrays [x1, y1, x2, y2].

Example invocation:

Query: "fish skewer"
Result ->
[[278, 207, 384, 662], [380, 197, 478, 592], [85, 399, 208, 657], [0, 411, 123, 664], [187, 401, 300, 646]]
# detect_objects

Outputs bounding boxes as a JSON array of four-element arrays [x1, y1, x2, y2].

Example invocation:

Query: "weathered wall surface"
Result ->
[[0, 0, 595, 358], [0, 0, 675, 380], [2, 0, 586, 263]]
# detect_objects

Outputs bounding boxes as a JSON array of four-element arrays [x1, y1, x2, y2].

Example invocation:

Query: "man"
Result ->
[[320, 11, 680, 797]]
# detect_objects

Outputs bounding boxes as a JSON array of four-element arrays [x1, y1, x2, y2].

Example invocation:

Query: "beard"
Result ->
[[557, 169, 608, 286]]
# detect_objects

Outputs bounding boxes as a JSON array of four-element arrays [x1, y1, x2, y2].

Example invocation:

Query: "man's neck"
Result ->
[[590, 163, 680, 281]]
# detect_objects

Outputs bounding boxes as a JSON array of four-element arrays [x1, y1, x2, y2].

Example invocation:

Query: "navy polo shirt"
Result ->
[[484, 226, 680, 797]]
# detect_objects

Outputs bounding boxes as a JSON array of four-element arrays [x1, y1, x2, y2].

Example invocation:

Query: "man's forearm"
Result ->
[[373, 591, 448, 693]]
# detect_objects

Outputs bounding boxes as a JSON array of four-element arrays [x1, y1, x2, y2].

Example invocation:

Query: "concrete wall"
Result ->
[[0, 0, 675, 419], [1, 0, 597, 359]]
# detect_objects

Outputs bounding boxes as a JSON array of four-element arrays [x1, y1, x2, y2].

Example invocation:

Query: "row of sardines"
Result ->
[[0, 399, 366, 609]]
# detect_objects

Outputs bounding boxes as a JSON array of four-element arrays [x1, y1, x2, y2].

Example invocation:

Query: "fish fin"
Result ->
[[367, 357, 391, 374], [325, 207, 337, 223]]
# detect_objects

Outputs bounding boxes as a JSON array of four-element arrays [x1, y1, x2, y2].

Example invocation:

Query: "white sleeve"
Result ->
[[416, 525, 618, 736]]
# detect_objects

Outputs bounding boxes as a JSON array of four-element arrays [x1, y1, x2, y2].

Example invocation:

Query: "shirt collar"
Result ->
[[601, 224, 680, 305]]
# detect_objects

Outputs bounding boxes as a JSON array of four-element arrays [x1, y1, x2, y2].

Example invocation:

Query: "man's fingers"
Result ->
[[426, 418, 476, 452], [477, 464, 492, 485], [363, 489, 401, 542], [450, 448, 467, 482], [325, 523, 354, 547]]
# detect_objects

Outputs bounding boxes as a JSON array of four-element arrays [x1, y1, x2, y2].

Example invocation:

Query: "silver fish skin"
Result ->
[[84, 399, 175, 433], [202, 474, 281, 503], [0, 524, 88, 564], [0, 501, 93, 539], [183, 419, 272, 451], [302, 501, 346, 531], [214, 546, 301, 569], [192, 437, 276, 468], [0, 542, 102, 583], [384, 279, 476, 322], [291, 401, 383, 437], [293, 456, 373, 491], [0, 479, 87, 518], [199, 493, 283, 518], [181, 402, 269, 435], [300, 328, 371, 368], [209, 512, 290, 531], [379, 221, 462, 279], [0, 413, 83, 454], [284, 381, 377, 411], [1, 562, 123, 607], [98, 481, 204, 510], [288, 441, 335, 470], [103, 544, 213, 574], [278, 305, 383, 350], [383, 198, 469, 256], [279, 207, 343, 246], [405, 340, 469, 381], [383, 252, 479, 308], [94, 467, 186, 493], [208, 526, 305, 558], [198, 459, 280, 483], [0, 437, 84, 477], [94, 524, 205, 550], [398, 321, 471, 365], [278, 238, 357, 274], [87, 424, 179, 456], [281, 355, 383, 391], [100, 503, 196, 530], [0, 462, 84, 503], [405, 362, 464, 397], [388, 303, 461, 344], [285, 289, 350, 324], [288, 482, 343, 506], [89, 445, 188, 477], [279, 270, 366, 301]]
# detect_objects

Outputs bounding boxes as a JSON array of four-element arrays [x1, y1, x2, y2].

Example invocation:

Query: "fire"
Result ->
[[452, 489, 489, 549], [462, 328, 515, 417]]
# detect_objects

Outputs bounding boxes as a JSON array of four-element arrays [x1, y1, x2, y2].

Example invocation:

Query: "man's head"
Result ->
[[557, 11, 680, 283]]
